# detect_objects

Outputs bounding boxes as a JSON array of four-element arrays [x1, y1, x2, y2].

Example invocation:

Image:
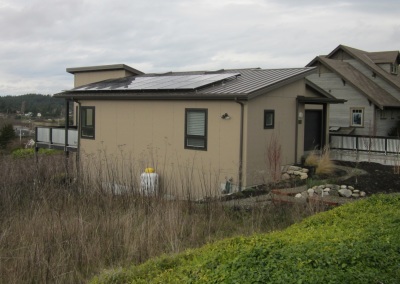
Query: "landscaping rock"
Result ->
[[281, 173, 290, 180], [300, 173, 308, 180], [295, 193, 304, 198], [288, 166, 302, 171], [339, 188, 353, 198]]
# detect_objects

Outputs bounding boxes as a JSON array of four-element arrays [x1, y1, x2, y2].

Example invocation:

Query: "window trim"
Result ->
[[184, 108, 207, 151], [80, 106, 95, 139], [350, 107, 364, 127], [264, 110, 275, 129]]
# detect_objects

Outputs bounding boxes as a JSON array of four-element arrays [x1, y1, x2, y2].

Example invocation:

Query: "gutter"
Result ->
[[235, 98, 245, 191]]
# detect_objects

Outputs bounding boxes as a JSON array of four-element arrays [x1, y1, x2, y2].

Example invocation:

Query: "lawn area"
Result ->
[[91, 194, 400, 284]]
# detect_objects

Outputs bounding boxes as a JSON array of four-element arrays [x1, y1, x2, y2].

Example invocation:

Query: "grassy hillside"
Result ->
[[91, 194, 400, 284]]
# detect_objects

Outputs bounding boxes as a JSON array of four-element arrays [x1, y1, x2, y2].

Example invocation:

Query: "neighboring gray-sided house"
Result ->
[[306, 45, 400, 137], [36, 64, 344, 198]]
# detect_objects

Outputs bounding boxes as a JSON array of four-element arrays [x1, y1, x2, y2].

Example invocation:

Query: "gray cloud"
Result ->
[[0, 0, 398, 95]]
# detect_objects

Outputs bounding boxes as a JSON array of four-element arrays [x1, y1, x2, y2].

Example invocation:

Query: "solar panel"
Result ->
[[76, 73, 240, 91]]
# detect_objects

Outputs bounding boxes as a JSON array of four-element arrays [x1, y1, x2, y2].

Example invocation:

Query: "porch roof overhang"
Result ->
[[296, 96, 347, 104]]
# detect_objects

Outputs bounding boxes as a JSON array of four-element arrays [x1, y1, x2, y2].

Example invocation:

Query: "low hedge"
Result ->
[[91, 194, 400, 284]]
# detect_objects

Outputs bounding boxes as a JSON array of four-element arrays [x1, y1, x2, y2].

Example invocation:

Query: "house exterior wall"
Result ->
[[78, 99, 242, 199], [74, 70, 133, 87], [242, 80, 306, 187], [307, 72, 377, 135], [375, 108, 400, 136]]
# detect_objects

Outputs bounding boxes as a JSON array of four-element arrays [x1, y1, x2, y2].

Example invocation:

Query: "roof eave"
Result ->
[[297, 96, 346, 104], [66, 64, 144, 75], [54, 91, 249, 101]]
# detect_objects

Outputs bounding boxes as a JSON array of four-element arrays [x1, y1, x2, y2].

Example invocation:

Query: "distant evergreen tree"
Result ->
[[0, 124, 16, 148], [0, 94, 64, 117]]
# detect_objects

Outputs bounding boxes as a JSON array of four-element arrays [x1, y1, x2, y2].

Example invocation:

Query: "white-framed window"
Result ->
[[350, 107, 364, 127], [185, 108, 207, 150]]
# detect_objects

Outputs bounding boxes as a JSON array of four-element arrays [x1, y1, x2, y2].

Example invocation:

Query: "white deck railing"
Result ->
[[36, 127, 78, 148], [330, 133, 400, 154]]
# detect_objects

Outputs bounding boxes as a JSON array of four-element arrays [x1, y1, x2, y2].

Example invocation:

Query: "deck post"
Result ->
[[64, 100, 70, 182]]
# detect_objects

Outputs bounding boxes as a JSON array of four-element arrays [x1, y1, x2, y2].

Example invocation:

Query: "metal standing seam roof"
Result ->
[[316, 57, 400, 109], [55, 67, 317, 100]]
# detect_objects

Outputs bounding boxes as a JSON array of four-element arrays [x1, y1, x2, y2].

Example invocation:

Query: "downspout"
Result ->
[[295, 98, 299, 163], [235, 98, 244, 191]]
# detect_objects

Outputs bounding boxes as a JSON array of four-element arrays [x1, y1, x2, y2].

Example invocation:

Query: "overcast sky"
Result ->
[[0, 0, 399, 96]]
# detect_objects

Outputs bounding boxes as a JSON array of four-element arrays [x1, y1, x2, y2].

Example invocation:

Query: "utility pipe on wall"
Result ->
[[235, 98, 245, 191]]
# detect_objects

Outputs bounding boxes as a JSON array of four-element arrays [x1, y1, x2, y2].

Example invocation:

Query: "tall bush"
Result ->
[[0, 123, 15, 149]]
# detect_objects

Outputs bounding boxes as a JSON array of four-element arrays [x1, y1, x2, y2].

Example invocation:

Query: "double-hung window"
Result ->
[[81, 106, 95, 139], [185, 109, 207, 150]]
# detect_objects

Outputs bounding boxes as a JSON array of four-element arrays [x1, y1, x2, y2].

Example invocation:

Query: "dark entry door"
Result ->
[[304, 110, 323, 151]]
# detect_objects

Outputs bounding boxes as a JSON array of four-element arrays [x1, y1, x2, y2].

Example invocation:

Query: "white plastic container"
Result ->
[[140, 168, 159, 195]]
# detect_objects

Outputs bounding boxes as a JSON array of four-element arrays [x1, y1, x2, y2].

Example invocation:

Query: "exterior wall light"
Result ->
[[221, 113, 231, 120]]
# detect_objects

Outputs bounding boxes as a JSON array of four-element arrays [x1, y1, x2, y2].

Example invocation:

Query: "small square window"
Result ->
[[350, 108, 364, 127], [264, 110, 275, 129]]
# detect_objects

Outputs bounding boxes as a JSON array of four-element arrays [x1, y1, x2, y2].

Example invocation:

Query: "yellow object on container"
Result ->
[[145, 168, 155, 173]]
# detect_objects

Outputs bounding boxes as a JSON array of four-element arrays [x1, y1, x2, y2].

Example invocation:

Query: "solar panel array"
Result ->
[[75, 73, 240, 91]]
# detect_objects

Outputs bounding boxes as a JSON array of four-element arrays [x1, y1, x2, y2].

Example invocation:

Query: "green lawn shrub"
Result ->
[[11, 148, 62, 159], [90, 194, 400, 284]]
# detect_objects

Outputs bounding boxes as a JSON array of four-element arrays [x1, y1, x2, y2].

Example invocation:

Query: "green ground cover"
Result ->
[[91, 194, 400, 284]]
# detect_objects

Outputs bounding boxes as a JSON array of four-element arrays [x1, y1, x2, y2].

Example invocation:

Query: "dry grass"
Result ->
[[315, 147, 335, 176], [304, 147, 335, 176], [304, 151, 319, 167], [0, 153, 328, 284]]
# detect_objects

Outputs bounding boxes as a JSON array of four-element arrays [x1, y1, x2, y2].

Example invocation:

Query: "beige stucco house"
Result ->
[[36, 64, 343, 199]]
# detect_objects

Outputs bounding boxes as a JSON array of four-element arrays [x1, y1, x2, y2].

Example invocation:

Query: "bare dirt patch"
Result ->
[[334, 161, 400, 195]]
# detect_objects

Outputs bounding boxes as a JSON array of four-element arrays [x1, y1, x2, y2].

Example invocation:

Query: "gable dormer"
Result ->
[[67, 64, 144, 88], [367, 51, 400, 75]]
